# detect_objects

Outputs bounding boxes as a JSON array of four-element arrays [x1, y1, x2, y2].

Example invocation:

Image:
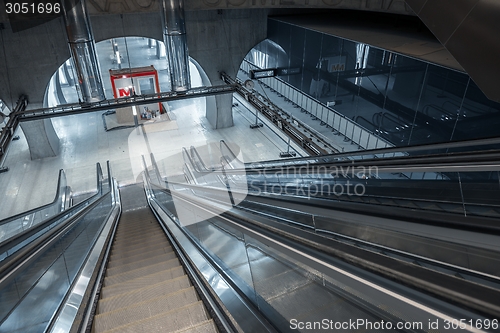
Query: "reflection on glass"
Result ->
[[254, 19, 500, 148]]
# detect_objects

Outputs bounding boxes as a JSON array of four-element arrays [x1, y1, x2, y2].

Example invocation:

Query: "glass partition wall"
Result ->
[[249, 19, 500, 148]]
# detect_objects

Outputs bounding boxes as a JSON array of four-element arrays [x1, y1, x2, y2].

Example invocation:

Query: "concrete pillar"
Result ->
[[20, 119, 60, 159], [186, 10, 267, 129], [160, 0, 191, 92], [61, 0, 105, 103], [210, 94, 234, 128]]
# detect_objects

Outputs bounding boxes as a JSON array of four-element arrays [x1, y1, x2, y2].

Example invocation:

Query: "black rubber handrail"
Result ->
[[0, 163, 109, 283], [156, 175, 500, 233], [0, 169, 67, 227], [246, 135, 500, 166], [181, 144, 500, 177]]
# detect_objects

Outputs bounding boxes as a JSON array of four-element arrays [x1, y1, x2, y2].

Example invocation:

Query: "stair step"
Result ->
[[104, 258, 181, 286], [93, 287, 201, 332], [98, 275, 192, 314], [114, 225, 163, 236], [98, 301, 208, 333], [101, 266, 185, 299], [173, 319, 218, 333], [107, 247, 173, 268], [114, 224, 157, 236], [106, 252, 177, 277], [112, 234, 167, 248], [111, 238, 170, 255], [114, 231, 164, 243], [109, 243, 171, 260]]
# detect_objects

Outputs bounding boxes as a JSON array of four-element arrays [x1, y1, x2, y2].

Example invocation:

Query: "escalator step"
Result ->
[[101, 266, 185, 299], [106, 252, 178, 277], [109, 240, 171, 258], [112, 234, 168, 248], [104, 259, 181, 287], [113, 228, 164, 241], [107, 247, 173, 268], [173, 319, 218, 333], [110, 244, 173, 261], [94, 287, 200, 332], [114, 222, 160, 231], [99, 302, 209, 333], [98, 275, 192, 314]]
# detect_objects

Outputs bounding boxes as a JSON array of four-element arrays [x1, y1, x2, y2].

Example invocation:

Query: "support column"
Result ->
[[61, 0, 105, 103], [20, 120, 60, 160], [160, 0, 191, 92]]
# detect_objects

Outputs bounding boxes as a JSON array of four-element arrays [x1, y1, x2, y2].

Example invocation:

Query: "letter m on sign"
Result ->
[[331, 63, 345, 72], [118, 88, 131, 97]]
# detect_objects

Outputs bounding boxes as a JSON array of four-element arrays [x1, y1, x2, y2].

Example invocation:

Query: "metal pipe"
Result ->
[[160, 0, 191, 92], [61, 0, 105, 103]]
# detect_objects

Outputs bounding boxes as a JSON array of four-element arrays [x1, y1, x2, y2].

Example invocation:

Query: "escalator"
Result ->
[[92, 184, 217, 333], [147, 161, 500, 332], [2, 144, 500, 333], [0, 165, 263, 333]]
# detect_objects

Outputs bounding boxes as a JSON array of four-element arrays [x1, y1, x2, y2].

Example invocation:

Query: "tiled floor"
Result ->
[[0, 37, 308, 219]]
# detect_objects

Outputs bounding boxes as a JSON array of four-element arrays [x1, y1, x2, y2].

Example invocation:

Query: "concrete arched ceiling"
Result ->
[[85, 0, 413, 15], [405, 0, 500, 102]]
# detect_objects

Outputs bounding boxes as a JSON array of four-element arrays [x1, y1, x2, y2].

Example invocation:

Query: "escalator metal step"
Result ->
[[104, 259, 181, 287], [174, 319, 218, 333], [95, 299, 208, 333], [107, 247, 174, 268], [109, 240, 172, 258], [109, 243, 173, 260], [100, 266, 185, 299], [112, 233, 168, 248], [94, 286, 200, 331], [98, 275, 192, 314], [94, 185, 218, 333], [105, 252, 178, 277]]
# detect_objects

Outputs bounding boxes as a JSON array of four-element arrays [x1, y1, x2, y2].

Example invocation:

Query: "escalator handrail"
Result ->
[[0, 188, 112, 289], [220, 140, 245, 166], [0, 169, 68, 227], [207, 148, 500, 176], [149, 153, 164, 185], [246, 179, 500, 211], [0, 162, 104, 230], [48, 161, 120, 333], [158, 177, 500, 232], [189, 146, 215, 172], [246, 135, 500, 167], [146, 164, 500, 323], [181, 146, 203, 174], [176, 147, 500, 179], [0, 163, 109, 283]]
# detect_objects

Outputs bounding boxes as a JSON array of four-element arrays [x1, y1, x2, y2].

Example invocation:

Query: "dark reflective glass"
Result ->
[[262, 18, 500, 148], [287, 25, 305, 91]]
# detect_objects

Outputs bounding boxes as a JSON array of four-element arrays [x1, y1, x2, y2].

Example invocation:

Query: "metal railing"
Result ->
[[240, 60, 394, 151]]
